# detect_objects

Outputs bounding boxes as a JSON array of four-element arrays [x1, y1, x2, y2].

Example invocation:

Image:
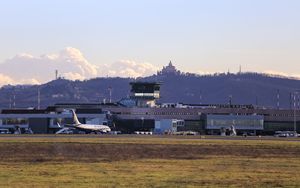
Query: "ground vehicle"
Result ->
[[274, 131, 298, 137], [0, 129, 11, 134]]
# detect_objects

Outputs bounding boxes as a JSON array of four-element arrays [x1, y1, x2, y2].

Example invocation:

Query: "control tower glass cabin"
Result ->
[[130, 82, 161, 107]]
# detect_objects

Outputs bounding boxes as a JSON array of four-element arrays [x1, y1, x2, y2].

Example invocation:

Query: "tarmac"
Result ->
[[0, 134, 299, 141]]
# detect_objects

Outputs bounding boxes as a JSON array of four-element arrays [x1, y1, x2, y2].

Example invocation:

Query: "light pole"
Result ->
[[229, 95, 232, 106], [141, 117, 144, 131], [293, 91, 299, 133], [108, 87, 112, 103], [37, 87, 40, 110]]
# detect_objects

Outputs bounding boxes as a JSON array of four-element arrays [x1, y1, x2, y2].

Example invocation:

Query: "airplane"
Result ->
[[56, 109, 111, 134]]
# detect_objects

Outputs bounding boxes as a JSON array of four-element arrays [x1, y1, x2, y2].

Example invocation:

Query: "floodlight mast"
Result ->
[[293, 91, 300, 133]]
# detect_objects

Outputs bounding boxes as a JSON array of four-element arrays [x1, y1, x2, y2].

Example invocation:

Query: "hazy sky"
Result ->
[[0, 0, 300, 85]]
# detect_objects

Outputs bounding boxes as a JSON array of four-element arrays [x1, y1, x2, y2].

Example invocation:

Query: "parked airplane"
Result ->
[[56, 109, 111, 134]]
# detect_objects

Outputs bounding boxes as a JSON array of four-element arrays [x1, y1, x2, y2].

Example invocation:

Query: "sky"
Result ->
[[0, 0, 300, 86]]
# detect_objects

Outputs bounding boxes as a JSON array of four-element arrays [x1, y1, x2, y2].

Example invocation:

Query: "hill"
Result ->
[[0, 72, 300, 109]]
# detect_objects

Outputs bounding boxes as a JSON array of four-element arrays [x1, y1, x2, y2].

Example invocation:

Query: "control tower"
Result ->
[[130, 82, 161, 107]]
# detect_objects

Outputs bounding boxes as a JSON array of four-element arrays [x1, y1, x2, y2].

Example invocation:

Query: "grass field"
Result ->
[[0, 135, 300, 187]]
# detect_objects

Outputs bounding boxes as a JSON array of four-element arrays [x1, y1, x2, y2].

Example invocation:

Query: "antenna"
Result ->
[[55, 70, 58, 80], [277, 89, 280, 109], [293, 93, 296, 108], [199, 90, 202, 105], [293, 92, 297, 132], [239, 65, 242, 74], [200, 94, 202, 105], [297, 95, 300, 109], [13, 94, 16, 108], [229, 95, 232, 106], [290, 92, 293, 109], [9, 97, 12, 109]]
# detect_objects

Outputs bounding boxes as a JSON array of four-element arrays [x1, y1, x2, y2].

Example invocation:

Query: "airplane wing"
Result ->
[[55, 127, 74, 134]]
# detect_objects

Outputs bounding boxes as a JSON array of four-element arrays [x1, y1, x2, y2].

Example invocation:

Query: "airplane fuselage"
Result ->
[[75, 124, 111, 133]]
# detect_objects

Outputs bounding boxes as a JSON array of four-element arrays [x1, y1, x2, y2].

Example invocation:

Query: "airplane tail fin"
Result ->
[[71, 109, 81, 125], [57, 122, 61, 128]]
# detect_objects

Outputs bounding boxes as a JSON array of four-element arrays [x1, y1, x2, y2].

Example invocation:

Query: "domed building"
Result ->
[[158, 61, 181, 75]]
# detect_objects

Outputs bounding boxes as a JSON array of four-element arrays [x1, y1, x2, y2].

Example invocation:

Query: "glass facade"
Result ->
[[206, 115, 264, 130], [1, 118, 28, 125]]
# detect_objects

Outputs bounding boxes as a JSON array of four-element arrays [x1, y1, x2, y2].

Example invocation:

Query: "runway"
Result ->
[[0, 134, 299, 142]]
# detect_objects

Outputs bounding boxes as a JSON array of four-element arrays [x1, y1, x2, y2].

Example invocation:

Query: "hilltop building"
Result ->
[[158, 61, 181, 75]]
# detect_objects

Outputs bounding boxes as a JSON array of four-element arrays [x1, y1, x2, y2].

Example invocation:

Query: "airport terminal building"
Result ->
[[0, 82, 299, 135]]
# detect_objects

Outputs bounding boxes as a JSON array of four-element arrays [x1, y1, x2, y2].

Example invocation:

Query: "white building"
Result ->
[[154, 119, 185, 134]]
